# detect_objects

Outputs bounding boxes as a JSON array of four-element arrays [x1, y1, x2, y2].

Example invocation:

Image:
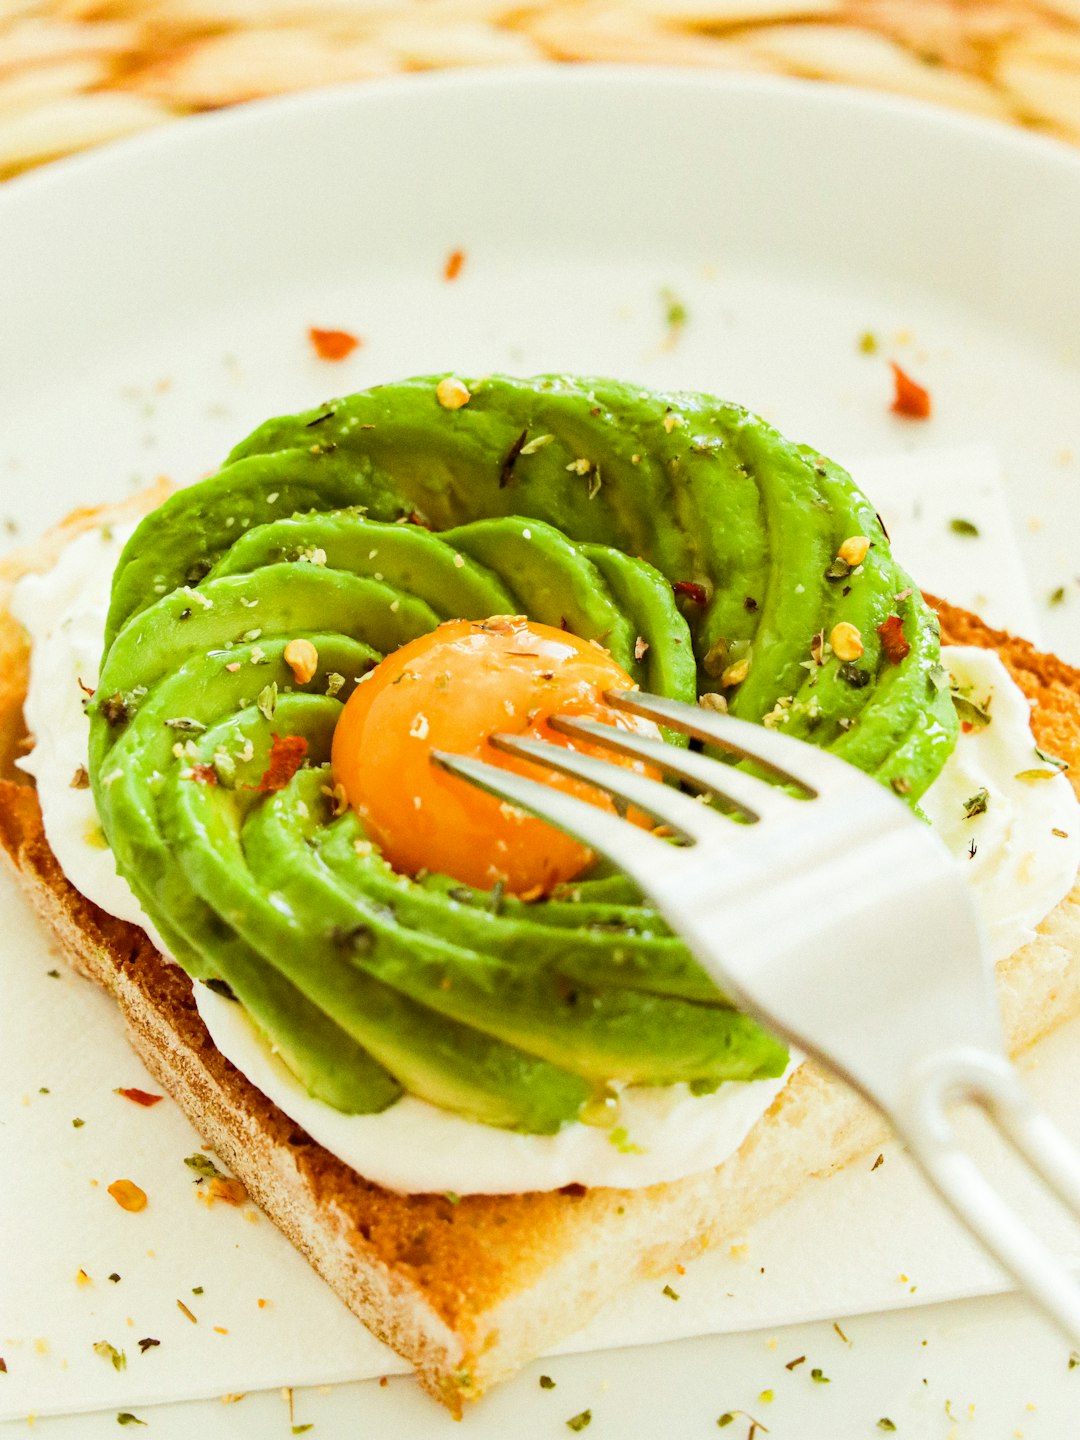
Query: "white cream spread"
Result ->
[[12, 526, 1080, 1194]]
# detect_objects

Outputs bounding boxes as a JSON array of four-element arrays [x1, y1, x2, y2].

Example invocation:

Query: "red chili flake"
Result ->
[[0, 1358, 6, 1372], [188, 763, 219, 785], [673, 580, 708, 606], [407, 510, 433, 529], [308, 327, 360, 362], [256, 734, 308, 794], [116, 1088, 164, 1108], [77, 676, 96, 698], [889, 362, 931, 419], [877, 614, 911, 664], [443, 248, 466, 281]]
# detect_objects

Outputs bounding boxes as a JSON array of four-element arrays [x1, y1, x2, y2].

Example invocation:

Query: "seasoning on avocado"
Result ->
[[877, 615, 910, 664], [838, 536, 870, 567], [673, 580, 707, 606], [257, 734, 308, 793], [830, 622, 863, 662], [520, 433, 554, 456], [839, 663, 870, 689], [436, 376, 471, 410], [499, 430, 529, 489], [284, 638, 319, 685]]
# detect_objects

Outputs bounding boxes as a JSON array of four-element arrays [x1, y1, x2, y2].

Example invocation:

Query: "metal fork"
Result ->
[[434, 689, 1080, 1346]]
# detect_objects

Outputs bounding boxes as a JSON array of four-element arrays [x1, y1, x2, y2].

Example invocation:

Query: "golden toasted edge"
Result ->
[[1, 510, 1079, 1409]]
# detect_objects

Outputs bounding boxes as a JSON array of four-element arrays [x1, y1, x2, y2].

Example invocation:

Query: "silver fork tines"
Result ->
[[432, 688, 1080, 1352]]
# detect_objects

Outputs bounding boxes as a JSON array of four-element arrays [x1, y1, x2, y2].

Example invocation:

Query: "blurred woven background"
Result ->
[[1, 0, 1079, 179]]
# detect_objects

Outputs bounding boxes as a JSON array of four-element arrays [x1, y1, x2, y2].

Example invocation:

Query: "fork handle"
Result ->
[[896, 1047, 1080, 1347]]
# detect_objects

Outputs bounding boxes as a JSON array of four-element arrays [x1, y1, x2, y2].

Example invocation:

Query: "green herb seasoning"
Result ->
[[566, 1409, 592, 1431], [949, 518, 980, 537], [184, 1153, 225, 1182], [93, 1341, 126, 1372], [962, 788, 990, 819]]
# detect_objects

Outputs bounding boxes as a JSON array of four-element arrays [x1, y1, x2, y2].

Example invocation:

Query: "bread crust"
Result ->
[[2, 502, 1079, 1412]]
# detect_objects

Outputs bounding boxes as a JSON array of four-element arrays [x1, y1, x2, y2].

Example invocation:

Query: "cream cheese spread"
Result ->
[[13, 524, 1080, 1194]]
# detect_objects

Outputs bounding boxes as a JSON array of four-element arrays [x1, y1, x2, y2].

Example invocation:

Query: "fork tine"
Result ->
[[548, 714, 802, 822], [486, 731, 726, 843], [431, 749, 683, 883], [605, 689, 861, 796]]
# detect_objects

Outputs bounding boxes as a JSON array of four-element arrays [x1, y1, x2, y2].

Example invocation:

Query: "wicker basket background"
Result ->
[[1, 0, 1079, 179]]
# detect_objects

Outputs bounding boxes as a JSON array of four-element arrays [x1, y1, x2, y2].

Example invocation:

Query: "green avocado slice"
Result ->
[[90, 373, 960, 1133]]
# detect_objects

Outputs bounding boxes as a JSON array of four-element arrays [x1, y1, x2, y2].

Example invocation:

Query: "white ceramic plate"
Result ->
[[2, 68, 1080, 1436]]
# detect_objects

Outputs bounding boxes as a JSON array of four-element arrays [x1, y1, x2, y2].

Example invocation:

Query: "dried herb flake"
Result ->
[[963, 788, 989, 819], [93, 1341, 126, 1371], [184, 1153, 225, 1182]]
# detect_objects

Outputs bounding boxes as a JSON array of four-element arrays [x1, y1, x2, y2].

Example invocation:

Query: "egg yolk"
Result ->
[[331, 616, 661, 896]]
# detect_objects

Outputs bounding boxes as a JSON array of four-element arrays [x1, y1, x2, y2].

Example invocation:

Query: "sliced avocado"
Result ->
[[90, 373, 961, 1132]]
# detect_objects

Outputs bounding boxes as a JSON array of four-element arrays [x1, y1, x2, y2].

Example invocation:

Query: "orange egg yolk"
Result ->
[[330, 616, 661, 896]]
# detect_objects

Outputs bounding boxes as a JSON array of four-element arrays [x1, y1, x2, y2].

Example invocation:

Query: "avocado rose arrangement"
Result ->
[[87, 373, 958, 1137]]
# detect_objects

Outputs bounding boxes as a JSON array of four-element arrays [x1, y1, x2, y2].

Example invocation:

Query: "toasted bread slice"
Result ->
[[2, 496, 1079, 1413]]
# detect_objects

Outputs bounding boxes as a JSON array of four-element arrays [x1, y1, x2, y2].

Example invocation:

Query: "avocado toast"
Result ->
[[3, 374, 1080, 1411]]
